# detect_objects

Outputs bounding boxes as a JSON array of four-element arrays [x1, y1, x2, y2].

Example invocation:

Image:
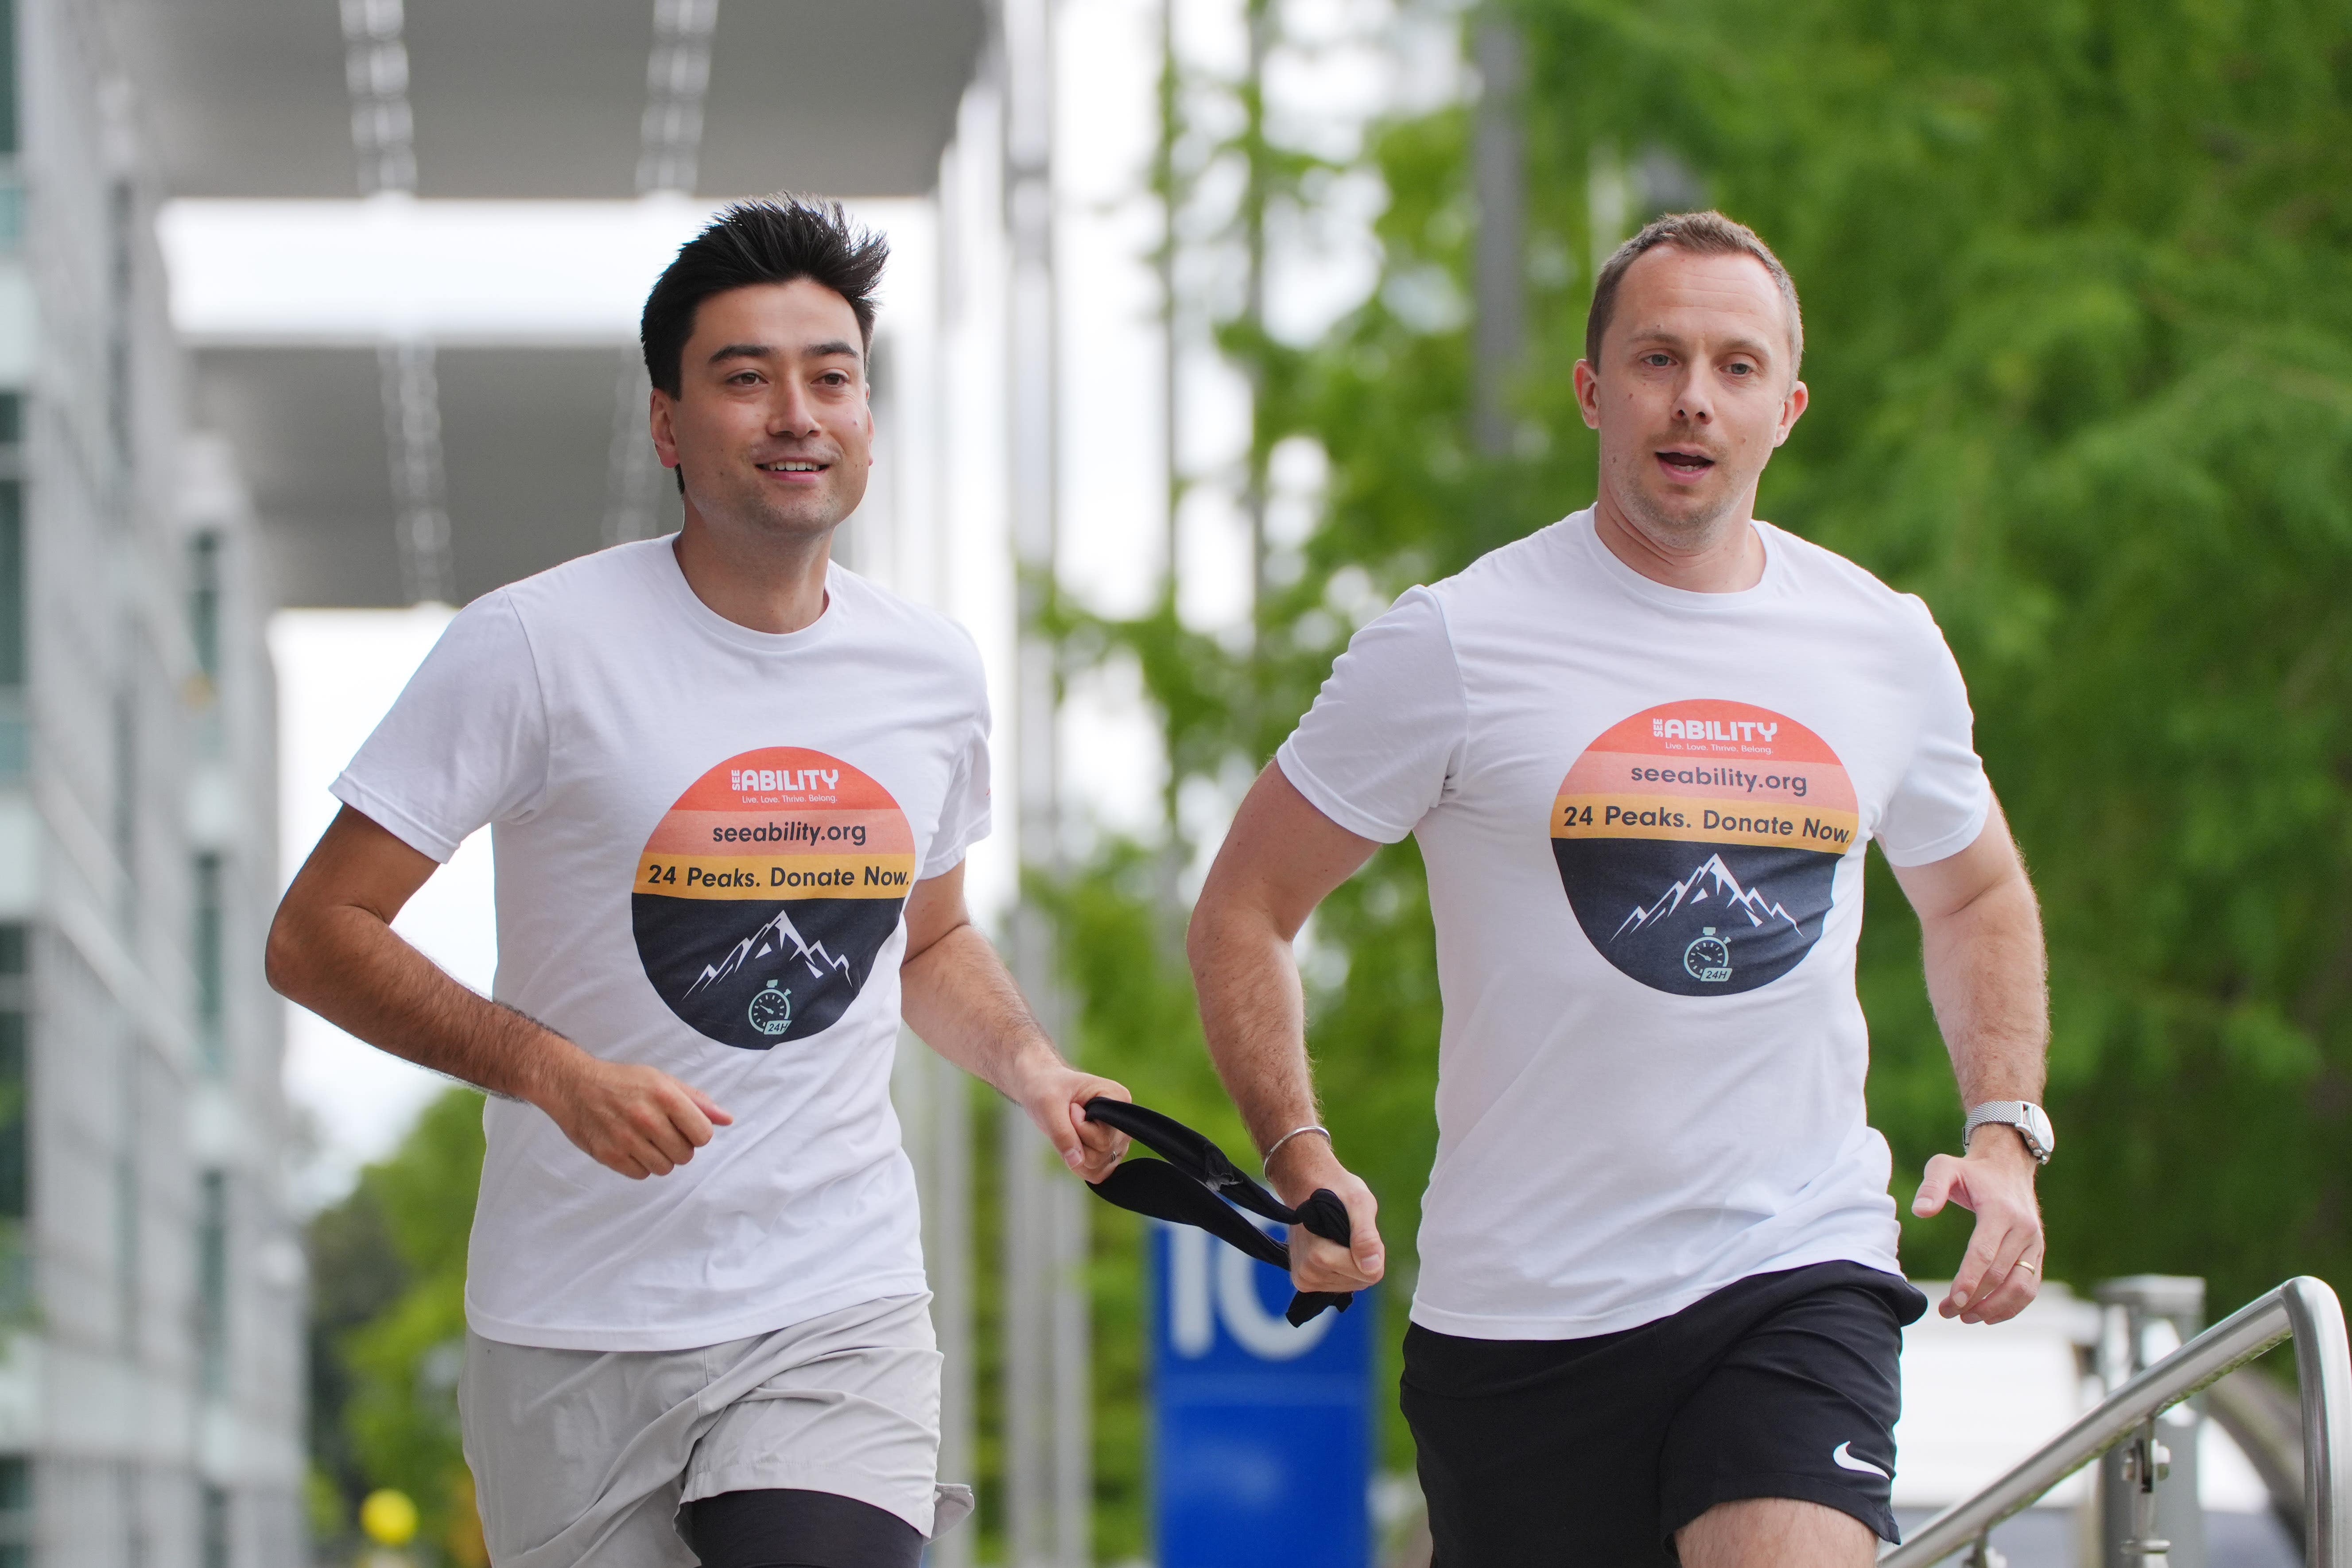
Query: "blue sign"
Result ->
[[1151, 1219, 1374, 1568]]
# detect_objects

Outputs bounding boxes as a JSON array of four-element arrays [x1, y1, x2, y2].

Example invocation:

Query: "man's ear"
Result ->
[[1773, 379, 1810, 447], [649, 388, 680, 468], [1572, 359, 1604, 431]]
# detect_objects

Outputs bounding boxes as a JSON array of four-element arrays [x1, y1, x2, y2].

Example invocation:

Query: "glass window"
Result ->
[[197, 1170, 228, 1396], [187, 533, 221, 680], [111, 687, 134, 908], [107, 182, 132, 467], [0, 0, 16, 157], [0, 477, 20, 687], [200, 1483, 229, 1568], [193, 854, 225, 1077], [0, 1455, 29, 1568], [0, 396, 24, 786], [0, 924, 23, 1225]]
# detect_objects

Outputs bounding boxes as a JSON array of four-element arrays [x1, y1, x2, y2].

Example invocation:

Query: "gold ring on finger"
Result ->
[[2014, 1258, 2039, 1276]]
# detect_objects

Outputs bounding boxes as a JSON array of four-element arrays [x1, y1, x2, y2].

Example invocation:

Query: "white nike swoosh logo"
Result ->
[[1832, 1441, 1890, 1480]]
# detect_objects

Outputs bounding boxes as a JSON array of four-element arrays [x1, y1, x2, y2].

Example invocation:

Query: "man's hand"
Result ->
[[1013, 1058, 1132, 1183], [536, 1052, 735, 1180], [1267, 1135, 1385, 1294], [1912, 1129, 2043, 1323], [898, 862, 1133, 1181]]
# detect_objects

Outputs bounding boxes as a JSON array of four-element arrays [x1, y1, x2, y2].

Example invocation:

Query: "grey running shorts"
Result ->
[[459, 1292, 974, 1568]]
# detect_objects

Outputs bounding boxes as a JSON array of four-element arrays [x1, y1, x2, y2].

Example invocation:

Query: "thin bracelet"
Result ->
[[1261, 1124, 1331, 1174]]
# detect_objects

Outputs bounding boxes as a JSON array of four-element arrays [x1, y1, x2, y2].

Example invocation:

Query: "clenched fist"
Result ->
[[537, 1053, 734, 1179]]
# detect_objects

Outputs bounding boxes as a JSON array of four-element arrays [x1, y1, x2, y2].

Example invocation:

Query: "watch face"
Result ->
[[2024, 1104, 2054, 1156]]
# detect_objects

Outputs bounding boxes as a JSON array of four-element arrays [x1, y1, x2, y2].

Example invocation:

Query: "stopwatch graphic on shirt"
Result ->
[[633, 747, 915, 1049], [1551, 701, 1858, 997]]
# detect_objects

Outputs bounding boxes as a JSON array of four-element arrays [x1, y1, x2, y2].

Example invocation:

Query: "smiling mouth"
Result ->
[[1656, 450, 1716, 475], [758, 459, 828, 474]]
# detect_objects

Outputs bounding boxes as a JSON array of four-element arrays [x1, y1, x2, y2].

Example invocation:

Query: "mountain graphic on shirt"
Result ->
[[683, 904, 856, 999], [1554, 834, 1840, 998], [635, 893, 903, 1050], [1610, 854, 1810, 944]]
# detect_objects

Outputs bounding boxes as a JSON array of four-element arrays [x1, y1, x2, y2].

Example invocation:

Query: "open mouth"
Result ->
[[1655, 449, 1716, 476], [757, 459, 828, 474]]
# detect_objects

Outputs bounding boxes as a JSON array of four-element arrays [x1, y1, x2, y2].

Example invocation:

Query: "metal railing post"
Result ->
[[2284, 1278, 2352, 1566], [1884, 1277, 2352, 1568], [2099, 1277, 2207, 1568]]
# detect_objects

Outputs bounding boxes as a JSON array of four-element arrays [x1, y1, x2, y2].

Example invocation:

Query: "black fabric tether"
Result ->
[[1080, 1097, 1355, 1326]]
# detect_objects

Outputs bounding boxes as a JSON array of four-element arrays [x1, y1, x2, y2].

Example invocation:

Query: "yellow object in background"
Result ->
[[360, 1490, 420, 1547]]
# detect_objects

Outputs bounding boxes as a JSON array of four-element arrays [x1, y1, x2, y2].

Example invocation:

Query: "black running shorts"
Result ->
[[1401, 1262, 1929, 1564]]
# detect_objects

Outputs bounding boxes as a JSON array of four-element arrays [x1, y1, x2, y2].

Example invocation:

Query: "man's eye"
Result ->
[[1643, 353, 1671, 367]]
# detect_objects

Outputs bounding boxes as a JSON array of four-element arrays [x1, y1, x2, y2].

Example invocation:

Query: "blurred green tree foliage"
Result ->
[[307, 1087, 489, 1567], [1060, 0, 2352, 1555]]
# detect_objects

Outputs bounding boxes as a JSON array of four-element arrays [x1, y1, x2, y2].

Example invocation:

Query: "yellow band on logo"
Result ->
[[633, 852, 918, 901], [1552, 794, 1859, 853]]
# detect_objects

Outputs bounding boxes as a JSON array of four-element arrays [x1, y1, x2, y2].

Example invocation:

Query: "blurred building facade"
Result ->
[[0, 0, 307, 1564], [0, 0, 1098, 1560]]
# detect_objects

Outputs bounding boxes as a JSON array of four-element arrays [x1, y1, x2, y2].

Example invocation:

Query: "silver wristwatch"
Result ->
[[1963, 1101, 2054, 1164]]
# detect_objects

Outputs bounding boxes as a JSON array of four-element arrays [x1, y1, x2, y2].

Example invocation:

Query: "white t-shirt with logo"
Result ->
[[334, 539, 990, 1351], [1276, 510, 1989, 1341]]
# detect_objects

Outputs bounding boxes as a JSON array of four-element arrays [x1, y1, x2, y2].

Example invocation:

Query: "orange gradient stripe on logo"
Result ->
[[1553, 701, 1859, 853], [637, 747, 916, 901]]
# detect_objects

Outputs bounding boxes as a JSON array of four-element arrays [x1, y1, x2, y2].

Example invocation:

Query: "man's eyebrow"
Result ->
[[705, 339, 862, 367], [707, 342, 774, 365], [1624, 325, 1777, 361]]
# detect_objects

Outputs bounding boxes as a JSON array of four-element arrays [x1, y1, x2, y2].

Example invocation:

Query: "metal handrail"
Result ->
[[1883, 1275, 2352, 1566]]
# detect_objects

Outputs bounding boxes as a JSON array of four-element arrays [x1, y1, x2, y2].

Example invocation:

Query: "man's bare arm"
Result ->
[[266, 804, 731, 1180], [1891, 795, 2049, 1325], [898, 862, 1129, 1181], [1187, 763, 1387, 1291]]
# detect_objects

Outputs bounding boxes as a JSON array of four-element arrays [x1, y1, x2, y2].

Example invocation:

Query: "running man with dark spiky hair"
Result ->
[[1187, 211, 2053, 1567], [269, 197, 1129, 1568]]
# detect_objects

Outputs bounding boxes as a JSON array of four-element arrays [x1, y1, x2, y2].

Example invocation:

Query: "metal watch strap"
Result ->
[[1963, 1100, 2052, 1163]]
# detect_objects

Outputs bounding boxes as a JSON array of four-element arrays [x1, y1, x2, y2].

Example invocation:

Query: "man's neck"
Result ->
[[671, 510, 833, 635], [1591, 488, 1767, 594]]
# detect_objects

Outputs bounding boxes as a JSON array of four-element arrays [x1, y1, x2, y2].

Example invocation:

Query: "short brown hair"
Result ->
[[1584, 210, 1803, 377]]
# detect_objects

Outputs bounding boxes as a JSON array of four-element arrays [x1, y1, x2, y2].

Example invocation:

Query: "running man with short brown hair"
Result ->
[[1187, 211, 2050, 1566]]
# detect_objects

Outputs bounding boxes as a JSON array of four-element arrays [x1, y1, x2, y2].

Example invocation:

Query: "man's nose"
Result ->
[[768, 381, 820, 435], [1674, 373, 1714, 423]]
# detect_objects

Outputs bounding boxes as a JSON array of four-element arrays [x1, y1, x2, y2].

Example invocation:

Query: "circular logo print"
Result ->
[[633, 748, 914, 1049], [1551, 702, 1857, 996]]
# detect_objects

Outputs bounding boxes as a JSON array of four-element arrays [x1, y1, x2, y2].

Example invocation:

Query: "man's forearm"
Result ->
[[1920, 871, 2049, 1106], [268, 901, 580, 1102], [1186, 902, 1319, 1159], [898, 922, 1061, 1094]]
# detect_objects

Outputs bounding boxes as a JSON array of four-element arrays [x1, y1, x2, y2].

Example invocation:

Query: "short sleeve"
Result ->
[[1874, 599, 1992, 867], [921, 647, 994, 879], [1274, 587, 1469, 844], [330, 592, 552, 863]]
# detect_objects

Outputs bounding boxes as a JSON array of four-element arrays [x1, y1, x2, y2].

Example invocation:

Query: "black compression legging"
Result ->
[[679, 1489, 924, 1568]]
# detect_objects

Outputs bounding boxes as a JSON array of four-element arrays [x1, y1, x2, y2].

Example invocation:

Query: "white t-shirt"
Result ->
[[1277, 510, 1989, 1341], [334, 539, 990, 1351]]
